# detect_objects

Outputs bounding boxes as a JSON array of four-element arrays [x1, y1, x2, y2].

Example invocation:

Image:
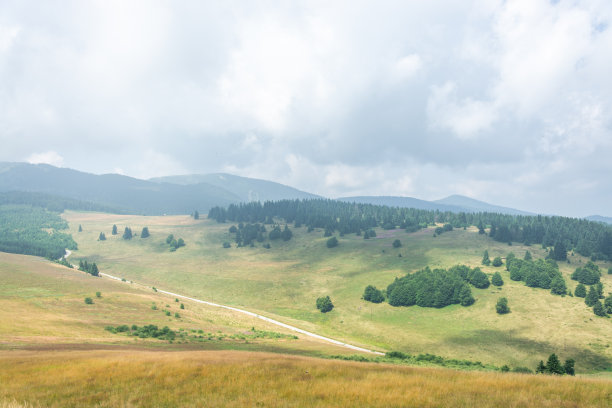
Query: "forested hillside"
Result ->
[[0, 205, 77, 259], [208, 199, 612, 261]]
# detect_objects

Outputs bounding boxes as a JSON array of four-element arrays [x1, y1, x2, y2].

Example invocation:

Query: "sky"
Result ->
[[0, 0, 611, 217]]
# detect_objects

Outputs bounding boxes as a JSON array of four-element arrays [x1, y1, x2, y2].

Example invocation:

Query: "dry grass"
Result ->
[[1, 350, 611, 407]]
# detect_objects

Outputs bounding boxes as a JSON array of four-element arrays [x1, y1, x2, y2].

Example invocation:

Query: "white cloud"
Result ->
[[427, 82, 497, 139], [26, 151, 64, 167]]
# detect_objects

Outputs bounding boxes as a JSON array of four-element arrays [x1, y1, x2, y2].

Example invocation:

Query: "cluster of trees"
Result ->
[[363, 285, 385, 303], [536, 354, 575, 376], [570, 263, 611, 317], [0, 204, 77, 259], [363, 229, 377, 239], [385, 265, 492, 309], [98, 232, 106, 241], [208, 199, 612, 260], [227, 223, 293, 247], [506, 254, 567, 295], [316, 296, 334, 313], [166, 234, 185, 251], [78, 260, 99, 277], [434, 223, 453, 236]]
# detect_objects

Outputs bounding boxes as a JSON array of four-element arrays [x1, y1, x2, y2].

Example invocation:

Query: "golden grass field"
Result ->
[[61, 211, 612, 373], [1, 350, 612, 408]]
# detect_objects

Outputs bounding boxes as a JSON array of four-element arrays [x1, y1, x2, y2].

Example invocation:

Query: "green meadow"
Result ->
[[63, 212, 612, 373]]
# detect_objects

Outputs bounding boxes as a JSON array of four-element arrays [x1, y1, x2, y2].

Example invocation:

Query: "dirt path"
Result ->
[[63, 250, 384, 356]]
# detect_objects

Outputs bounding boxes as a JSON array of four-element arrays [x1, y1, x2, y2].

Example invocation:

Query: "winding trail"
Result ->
[[64, 250, 384, 355]]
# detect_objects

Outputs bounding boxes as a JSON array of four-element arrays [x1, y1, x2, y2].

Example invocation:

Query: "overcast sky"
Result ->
[[1, 1, 611, 216]]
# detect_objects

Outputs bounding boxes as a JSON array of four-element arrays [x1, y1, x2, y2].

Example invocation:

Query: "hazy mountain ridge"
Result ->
[[586, 215, 612, 225], [338, 194, 534, 216], [0, 162, 239, 215], [150, 173, 321, 202], [434, 194, 535, 216]]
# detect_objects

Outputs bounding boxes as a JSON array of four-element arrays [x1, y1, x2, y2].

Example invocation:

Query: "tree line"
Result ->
[[208, 199, 612, 260]]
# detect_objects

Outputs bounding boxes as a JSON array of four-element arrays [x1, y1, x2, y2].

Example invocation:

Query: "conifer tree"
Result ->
[[524, 251, 532, 261], [112, 224, 118, 235], [482, 250, 490, 266], [574, 283, 587, 297], [585, 286, 599, 307], [193, 210, 199, 220], [564, 359, 575, 376], [141, 227, 150, 238], [593, 300, 607, 317], [546, 354, 564, 374], [122, 227, 132, 240], [99, 232, 106, 241]]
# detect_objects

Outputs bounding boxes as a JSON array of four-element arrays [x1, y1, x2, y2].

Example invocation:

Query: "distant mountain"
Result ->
[[150, 173, 321, 202], [338, 194, 533, 215], [434, 195, 534, 216], [0, 162, 240, 215], [585, 215, 612, 225], [336, 196, 466, 213]]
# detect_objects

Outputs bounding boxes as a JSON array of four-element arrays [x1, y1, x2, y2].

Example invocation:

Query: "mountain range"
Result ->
[[1, 161, 606, 219]]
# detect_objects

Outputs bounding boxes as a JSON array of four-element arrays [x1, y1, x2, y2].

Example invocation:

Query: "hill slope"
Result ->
[[0, 162, 240, 215], [151, 173, 321, 202]]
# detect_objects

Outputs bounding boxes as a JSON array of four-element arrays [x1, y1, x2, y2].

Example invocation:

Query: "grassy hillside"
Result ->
[[0, 251, 350, 357], [63, 212, 612, 373], [2, 350, 611, 408]]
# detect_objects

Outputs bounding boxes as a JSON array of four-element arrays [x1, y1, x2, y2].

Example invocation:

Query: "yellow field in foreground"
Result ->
[[1, 350, 611, 408]]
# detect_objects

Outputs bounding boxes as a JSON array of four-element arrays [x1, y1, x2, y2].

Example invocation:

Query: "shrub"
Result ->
[[550, 275, 567, 295], [174, 312, 180, 318], [491, 272, 504, 287], [95, 291, 101, 298], [496, 297, 510, 314], [326, 236, 338, 248], [84, 297, 93, 304], [363, 285, 384, 303], [392, 239, 402, 248], [386, 351, 409, 359], [492, 257, 503, 267], [180, 303, 185, 309], [469, 268, 490, 289], [223, 242, 231, 248], [574, 283, 586, 297], [316, 296, 334, 313], [165, 310, 171, 316]]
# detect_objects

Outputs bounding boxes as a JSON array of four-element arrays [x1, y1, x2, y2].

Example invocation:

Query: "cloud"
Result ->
[[26, 151, 64, 167], [1, 0, 612, 216]]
